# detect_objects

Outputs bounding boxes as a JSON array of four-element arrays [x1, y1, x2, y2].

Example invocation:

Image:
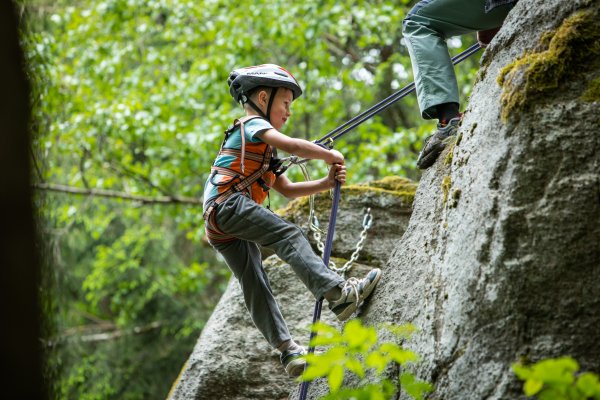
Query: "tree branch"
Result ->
[[34, 182, 202, 205], [322, 33, 377, 75], [45, 321, 163, 347]]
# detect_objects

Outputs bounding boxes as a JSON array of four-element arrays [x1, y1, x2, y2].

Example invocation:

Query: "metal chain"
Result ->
[[329, 208, 372, 274], [282, 156, 373, 275], [311, 201, 373, 275]]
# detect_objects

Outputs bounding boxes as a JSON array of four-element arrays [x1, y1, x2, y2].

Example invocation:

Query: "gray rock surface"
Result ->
[[354, 0, 600, 399], [167, 178, 415, 400]]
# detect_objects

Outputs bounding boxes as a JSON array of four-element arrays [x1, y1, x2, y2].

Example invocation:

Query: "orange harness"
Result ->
[[203, 116, 277, 243]]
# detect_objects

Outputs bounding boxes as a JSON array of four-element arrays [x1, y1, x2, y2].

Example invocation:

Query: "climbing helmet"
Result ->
[[227, 64, 303, 104]]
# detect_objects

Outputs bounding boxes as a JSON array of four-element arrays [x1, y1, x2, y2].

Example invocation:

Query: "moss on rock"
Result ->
[[276, 176, 417, 217], [442, 175, 452, 205], [346, 176, 417, 203], [497, 6, 600, 120], [581, 75, 600, 102]]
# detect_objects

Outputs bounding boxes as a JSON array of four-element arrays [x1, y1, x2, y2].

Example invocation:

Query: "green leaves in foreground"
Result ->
[[513, 356, 600, 399], [300, 320, 432, 399]]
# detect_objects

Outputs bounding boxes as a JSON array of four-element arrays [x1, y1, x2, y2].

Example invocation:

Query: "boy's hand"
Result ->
[[327, 164, 346, 187], [328, 149, 344, 165]]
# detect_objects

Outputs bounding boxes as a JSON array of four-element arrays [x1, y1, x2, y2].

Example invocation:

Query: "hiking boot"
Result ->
[[328, 268, 382, 322], [416, 116, 462, 170], [280, 346, 306, 377]]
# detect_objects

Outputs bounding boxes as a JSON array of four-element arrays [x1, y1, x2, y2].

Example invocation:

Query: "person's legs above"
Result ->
[[402, 0, 515, 168]]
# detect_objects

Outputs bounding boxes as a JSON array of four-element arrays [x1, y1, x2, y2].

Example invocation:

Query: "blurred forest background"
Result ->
[[19, 0, 479, 398]]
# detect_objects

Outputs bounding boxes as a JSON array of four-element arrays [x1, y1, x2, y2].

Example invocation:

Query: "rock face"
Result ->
[[356, 0, 600, 399], [167, 178, 415, 400], [170, 0, 600, 398]]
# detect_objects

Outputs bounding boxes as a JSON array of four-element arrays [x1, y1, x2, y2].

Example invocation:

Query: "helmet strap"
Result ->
[[242, 87, 277, 124], [245, 98, 269, 121], [265, 87, 278, 124]]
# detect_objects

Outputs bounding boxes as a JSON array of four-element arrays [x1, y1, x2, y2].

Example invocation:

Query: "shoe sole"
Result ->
[[286, 359, 306, 378], [336, 269, 382, 322], [417, 136, 456, 169]]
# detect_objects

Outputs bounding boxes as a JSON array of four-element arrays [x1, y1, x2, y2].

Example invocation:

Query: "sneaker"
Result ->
[[416, 116, 462, 170], [280, 346, 306, 377], [328, 268, 382, 322]]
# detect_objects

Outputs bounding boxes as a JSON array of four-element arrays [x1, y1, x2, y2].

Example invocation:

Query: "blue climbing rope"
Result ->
[[298, 180, 342, 400]]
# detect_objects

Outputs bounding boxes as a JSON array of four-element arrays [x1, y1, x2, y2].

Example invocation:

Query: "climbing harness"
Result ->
[[297, 43, 482, 399], [203, 116, 285, 243]]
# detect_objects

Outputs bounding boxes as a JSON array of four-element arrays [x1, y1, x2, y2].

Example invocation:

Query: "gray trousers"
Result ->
[[209, 193, 344, 349], [403, 0, 515, 119]]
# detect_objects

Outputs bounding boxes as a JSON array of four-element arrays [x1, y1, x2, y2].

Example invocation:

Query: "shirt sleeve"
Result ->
[[244, 118, 274, 143]]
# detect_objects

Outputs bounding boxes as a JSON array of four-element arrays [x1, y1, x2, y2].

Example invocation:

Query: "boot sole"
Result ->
[[286, 359, 306, 377], [417, 136, 456, 169], [336, 269, 382, 322]]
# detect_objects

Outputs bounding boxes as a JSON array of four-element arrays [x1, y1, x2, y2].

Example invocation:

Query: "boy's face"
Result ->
[[256, 87, 293, 130]]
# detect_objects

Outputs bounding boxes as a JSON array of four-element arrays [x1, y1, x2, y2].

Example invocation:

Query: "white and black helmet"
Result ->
[[227, 64, 303, 104]]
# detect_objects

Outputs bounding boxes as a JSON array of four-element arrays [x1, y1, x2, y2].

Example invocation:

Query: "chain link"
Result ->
[[311, 204, 372, 275], [282, 156, 373, 276], [325, 208, 372, 274]]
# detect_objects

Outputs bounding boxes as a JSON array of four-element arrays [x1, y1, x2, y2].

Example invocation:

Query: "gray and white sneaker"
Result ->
[[280, 346, 306, 377], [416, 116, 462, 170], [328, 268, 382, 322]]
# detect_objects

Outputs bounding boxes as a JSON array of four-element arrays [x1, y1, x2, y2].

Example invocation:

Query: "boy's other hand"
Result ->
[[328, 149, 344, 165], [327, 164, 346, 187]]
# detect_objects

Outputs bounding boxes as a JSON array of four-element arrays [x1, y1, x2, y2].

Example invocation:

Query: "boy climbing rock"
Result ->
[[202, 64, 382, 377], [402, 0, 518, 169]]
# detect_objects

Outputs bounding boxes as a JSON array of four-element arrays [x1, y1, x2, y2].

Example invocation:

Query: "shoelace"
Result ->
[[341, 277, 362, 308]]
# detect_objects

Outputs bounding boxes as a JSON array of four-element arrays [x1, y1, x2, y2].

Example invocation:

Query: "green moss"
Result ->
[[361, 176, 418, 193], [444, 141, 456, 166], [343, 185, 416, 204], [276, 196, 309, 217], [581, 75, 600, 102], [346, 176, 418, 204], [276, 176, 418, 217], [442, 176, 452, 205], [497, 7, 600, 121]]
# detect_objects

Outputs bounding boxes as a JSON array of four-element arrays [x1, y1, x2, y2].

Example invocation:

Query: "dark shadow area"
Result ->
[[0, 1, 47, 398]]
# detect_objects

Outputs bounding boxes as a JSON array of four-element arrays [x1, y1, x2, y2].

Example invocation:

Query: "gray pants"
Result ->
[[209, 193, 344, 348], [403, 0, 515, 119]]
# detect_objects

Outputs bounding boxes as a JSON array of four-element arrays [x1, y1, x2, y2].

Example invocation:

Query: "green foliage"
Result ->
[[513, 357, 600, 400], [300, 320, 432, 399], [19, 0, 481, 398]]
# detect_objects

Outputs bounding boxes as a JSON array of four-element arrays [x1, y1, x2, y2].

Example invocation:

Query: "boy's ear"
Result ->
[[257, 89, 269, 106]]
